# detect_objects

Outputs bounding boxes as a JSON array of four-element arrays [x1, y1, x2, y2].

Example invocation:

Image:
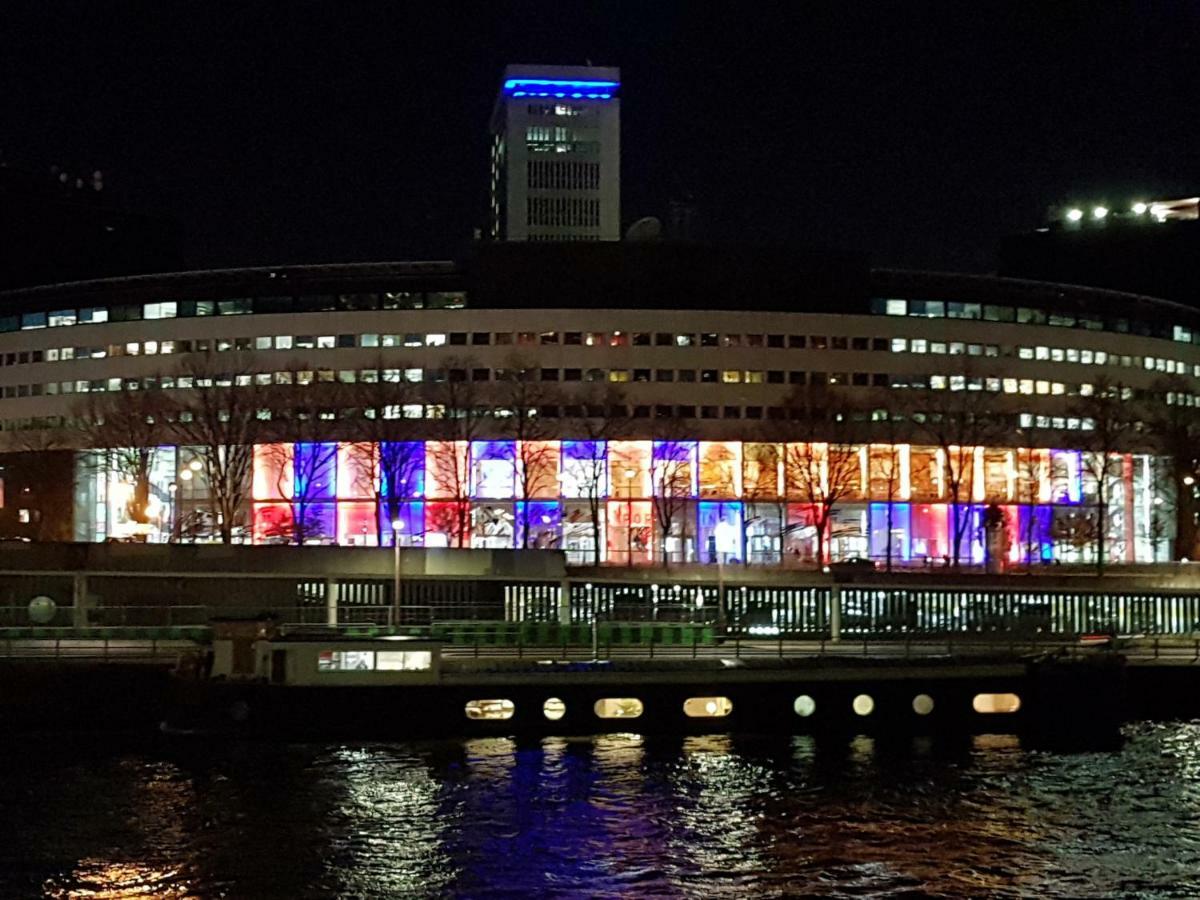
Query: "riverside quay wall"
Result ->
[[4, 543, 1200, 639]]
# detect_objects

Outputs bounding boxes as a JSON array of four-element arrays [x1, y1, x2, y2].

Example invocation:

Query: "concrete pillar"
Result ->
[[72, 572, 90, 628], [325, 578, 339, 626], [558, 579, 572, 626], [829, 582, 842, 643]]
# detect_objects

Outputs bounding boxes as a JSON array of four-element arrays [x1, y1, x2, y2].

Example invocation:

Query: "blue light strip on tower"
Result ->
[[504, 78, 619, 100]]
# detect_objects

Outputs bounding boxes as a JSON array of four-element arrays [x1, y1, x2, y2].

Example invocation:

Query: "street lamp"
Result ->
[[391, 518, 405, 628]]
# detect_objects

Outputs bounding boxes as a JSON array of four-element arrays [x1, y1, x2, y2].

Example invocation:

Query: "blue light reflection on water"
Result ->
[[10, 724, 1200, 898]]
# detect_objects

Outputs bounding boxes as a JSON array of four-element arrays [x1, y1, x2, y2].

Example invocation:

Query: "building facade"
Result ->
[[0, 243, 1195, 564], [489, 64, 621, 242]]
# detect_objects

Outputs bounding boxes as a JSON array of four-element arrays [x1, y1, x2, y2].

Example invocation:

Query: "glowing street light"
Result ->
[[1065, 208, 1084, 222], [1132, 201, 1148, 215], [391, 518, 405, 627], [1092, 206, 1108, 220]]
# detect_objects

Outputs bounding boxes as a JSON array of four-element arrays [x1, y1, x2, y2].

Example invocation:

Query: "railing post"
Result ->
[[829, 583, 842, 643]]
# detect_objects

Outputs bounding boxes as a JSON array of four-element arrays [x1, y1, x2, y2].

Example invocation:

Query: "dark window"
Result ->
[[701, 405, 719, 419], [449, 332, 468, 345], [540, 331, 558, 344], [632, 405, 651, 418], [811, 336, 828, 350], [655, 404, 673, 418], [656, 369, 675, 382], [564, 332, 582, 345], [852, 372, 870, 386], [654, 333, 673, 346], [253, 296, 294, 314], [633, 369, 651, 382], [872, 338, 888, 351], [789, 371, 806, 384], [767, 370, 785, 384], [472, 368, 490, 381], [472, 332, 490, 345], [723, 406, 742, 419], [676, 405, 696, 418], [747, 334, 764, 347], [851, 337, 869, 350], [678, 370, 696, 382], [633, 333, 651, 346], [745, 406, 763, 419], [767, 334, 785, 348], [564, 368, 582, 381], [701, 333, 719, 347], [832, 337, 849, 350], [767, 407, 786, 420], [701, 370, 718, 382], [337, 334, 356, 348], [541, 368, 560, 381], [448, 368, 467, 382], [872, 373, 889, 386], [788, 335, 806, 348]]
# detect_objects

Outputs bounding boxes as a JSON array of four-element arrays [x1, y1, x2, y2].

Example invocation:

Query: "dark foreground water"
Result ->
[[6, 725, 1200, 898]]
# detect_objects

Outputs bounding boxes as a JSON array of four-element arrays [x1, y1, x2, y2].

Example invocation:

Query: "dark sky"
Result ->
[[5, 2, 1200, 273]]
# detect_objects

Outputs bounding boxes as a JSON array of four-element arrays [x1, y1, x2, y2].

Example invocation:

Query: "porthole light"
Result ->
[[853, 694, 875, 716], [794, 695, 816, 717]]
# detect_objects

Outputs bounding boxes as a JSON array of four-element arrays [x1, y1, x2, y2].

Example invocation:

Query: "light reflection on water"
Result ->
[[5, 725, 1200, 897]]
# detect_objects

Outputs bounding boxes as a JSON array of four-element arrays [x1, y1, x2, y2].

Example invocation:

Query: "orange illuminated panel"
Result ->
[[742, 442, 781, 499], [608, 441, 651, 498], [606, 499, 653, 565], [425, 441, 469, 499], [519, 440, 561, 499], [337, 501, 378, 546], [253, 444, 293, 501], [253, 502, 293, 544], [699, 441, 741, 498]]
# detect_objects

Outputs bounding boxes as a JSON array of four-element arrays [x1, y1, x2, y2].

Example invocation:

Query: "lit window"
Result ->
[[361, 333, 379, 348], [683, 697, 733, 718], [744, 371, 764, 384], [1035, 346, 1049, 360], [143, 301, 177, 319], [722, 370, 741, 383], [465, 699, 515, 720], [910, 339, 927, 354], [593, 698, 643, 719], [1020, 379, 1034, 394], [318, 650, 374, 671], [1035, 380, 1049, 395], [930, 375, 947, 390], [317, 335, 336, 349], [275, 336, 293, 350], [973, 693, 1021, 714], [885, 299, 907, 316], [404, 368, 423, 383], [891, 338, 907, 352], [930, 342, 946, 354], [609, 370, 630, 383], [376, 651, 432, 671]]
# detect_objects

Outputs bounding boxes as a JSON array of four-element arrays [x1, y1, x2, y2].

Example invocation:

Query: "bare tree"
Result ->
[[649, 418, 695, 566], [171, 352, 265, 543], [913, 367, 1007, 567], [1069, 376, 1137, 574], [259, 370, 345, 545], [779, 383, 863, 566], [74, 386, 172, 533], [1014, 445, 1044, 567], [498, 357, 563, 548], [564, 384, 628, 564], [867, 390, 907, 572], [343, 361, 425, 546], [740, 441, 783, 565], [424, 357, 488, 548]]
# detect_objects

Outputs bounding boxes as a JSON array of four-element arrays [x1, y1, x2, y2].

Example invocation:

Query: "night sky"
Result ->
[[5, 2, 1200, 273]]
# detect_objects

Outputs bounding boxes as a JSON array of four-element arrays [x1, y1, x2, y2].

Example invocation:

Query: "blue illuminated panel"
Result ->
[[503, 78, 619, 99]]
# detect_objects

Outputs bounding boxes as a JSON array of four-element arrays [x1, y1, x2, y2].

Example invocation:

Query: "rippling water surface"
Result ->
[[7, 724, 1200, 898]]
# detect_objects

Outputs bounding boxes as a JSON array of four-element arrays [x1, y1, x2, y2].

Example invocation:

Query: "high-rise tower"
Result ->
[[489, 64, 620, 242]]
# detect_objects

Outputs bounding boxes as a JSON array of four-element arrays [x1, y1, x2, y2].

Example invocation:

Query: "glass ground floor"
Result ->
[[72, 440, 1175, 565]]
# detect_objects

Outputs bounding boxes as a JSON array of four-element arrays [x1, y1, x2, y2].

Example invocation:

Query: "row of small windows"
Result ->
[[527, 160, 600, 191], [461, 693, 1022, 721], [527, 196, 601, 228], [7, 292, 467, 332], [877, 296, 1200, 345], [525, 103, 588, 117]]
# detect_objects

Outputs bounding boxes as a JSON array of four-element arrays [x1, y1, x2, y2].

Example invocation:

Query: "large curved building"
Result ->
[[0, 242, 1194, 564]]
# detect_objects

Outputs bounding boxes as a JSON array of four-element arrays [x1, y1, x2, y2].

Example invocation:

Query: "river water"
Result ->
[[6, 723, 1200, 898]]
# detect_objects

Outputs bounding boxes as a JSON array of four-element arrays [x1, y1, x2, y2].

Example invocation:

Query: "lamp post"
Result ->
[[623, 467, 636, 566], [391, 518, 405, 628]]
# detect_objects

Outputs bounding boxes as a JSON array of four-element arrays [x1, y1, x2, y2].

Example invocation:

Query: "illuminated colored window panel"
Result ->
[[295, 502, 336, 544], [868, 445, 907, 502], [472, 441, 515, 499], [1015, 505, 1053, 562], [563, 500, 603, 563], [784, 503, 820, 563], [380, 441, 424, 499], [473, 502, 515, 549], [699, 442, 742, 498], [425, 442, 469, 500], [561, 440, 605, 499], [253, 443, 293, 501], [606, 499, 653, 565], [425, 500, 468, 548], [382, 501, 423, 546], [744, 502, 782, 565], [1000, 504, 1022, 563], [652, 440, 697, 498], [909, 447, 942, 500], [517, 500, 562, 549], [910, 504, 948, 562], [337, 442, 377, 500], [252, 502, 293, 544], [609, 441, 651, 498], [294, 443, 337, 501], [1051, 450, 1082, 503], [869, 502, 911, 561], [982, 449, 1012, 502], [338, 501, 378, 546], [742, 443, 782, 499], [519, 441, 561, 500], [697, 501, 743, 563]]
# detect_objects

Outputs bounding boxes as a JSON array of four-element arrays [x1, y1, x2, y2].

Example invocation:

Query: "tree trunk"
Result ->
[[885, 498, 894, 572]]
